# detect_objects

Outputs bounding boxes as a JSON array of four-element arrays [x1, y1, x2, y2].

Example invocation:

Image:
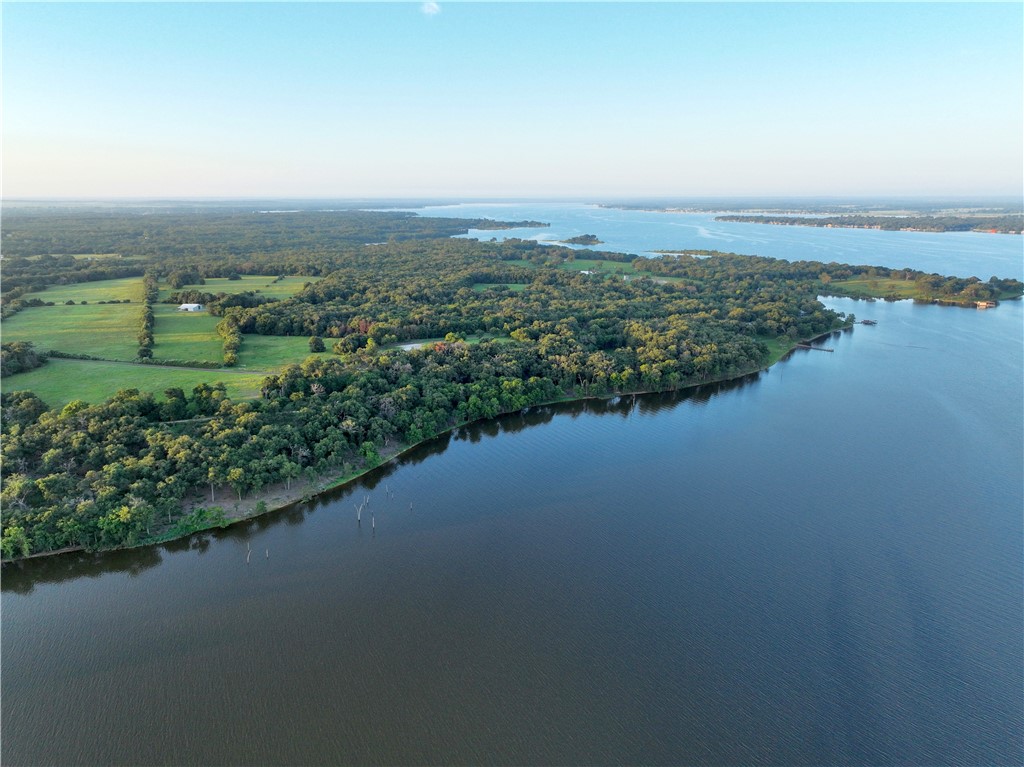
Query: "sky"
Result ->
[[3, 2, 1022, 199]]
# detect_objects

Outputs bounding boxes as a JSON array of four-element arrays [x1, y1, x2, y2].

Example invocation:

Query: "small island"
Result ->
[[561, 234, 603, 245]]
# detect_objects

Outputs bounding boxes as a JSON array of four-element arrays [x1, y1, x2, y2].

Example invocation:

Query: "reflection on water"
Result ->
[[2, 545, 164, 596]]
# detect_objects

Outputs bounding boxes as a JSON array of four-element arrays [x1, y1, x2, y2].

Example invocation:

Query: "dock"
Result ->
[[795, 344, 834, 352]]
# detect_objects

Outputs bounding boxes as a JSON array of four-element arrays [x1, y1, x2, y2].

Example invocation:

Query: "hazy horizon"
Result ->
[[4, 3, 1022, 199]]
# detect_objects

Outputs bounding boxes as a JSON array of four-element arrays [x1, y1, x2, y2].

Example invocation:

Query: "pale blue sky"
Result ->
[[3, 2, 1022, 198]]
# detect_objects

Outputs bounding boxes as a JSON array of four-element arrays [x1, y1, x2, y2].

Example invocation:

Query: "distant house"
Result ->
[[178, 303, 205, 312]]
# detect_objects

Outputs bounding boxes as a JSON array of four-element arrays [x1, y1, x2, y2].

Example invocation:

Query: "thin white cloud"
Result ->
[[421, 2, 441, 16]]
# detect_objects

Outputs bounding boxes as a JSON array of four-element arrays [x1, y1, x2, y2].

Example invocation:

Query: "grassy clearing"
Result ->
[[472, 283, 528, 292], [828, 277, 1020, 303], [827, 277, 932, 300], [630, 273, 686, 285], [3, 358, 266, 409], [391, 334, 508, 350], [152, 305, 223, 363], [157, 275, 316, 301], [760, 336, 796, 365], [558, 258, 637, 275], [2, 302, 141, 360], [30, 276, 143, 304], [236, 335, 329, 370]]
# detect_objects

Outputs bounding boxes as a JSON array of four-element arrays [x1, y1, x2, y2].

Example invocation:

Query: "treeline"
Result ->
[[137, 274, 158, 359], [0, 342, 46, 378], [216, 316, 242, 366], [714, 214, 1024, 234], [0, 208, 547, 260]]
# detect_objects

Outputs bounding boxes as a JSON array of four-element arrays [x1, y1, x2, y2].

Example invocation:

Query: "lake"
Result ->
[[2, 206, 1021, 765]]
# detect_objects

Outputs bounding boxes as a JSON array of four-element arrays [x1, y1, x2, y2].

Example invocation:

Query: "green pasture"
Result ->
[[31, 276, 143, 304], [827, 277, 932, 300], [158, 275, 316, 301], [559, 258, 637, 275], [236, 335, 329, 370], [2, 358, 266, 409], [2, 302, 141, 360], [152, 305, 223, 363]]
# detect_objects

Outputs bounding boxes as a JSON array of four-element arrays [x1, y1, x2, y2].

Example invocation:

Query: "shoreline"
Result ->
[[712, 218, 1023, 236], [1, 327, 848, 564]]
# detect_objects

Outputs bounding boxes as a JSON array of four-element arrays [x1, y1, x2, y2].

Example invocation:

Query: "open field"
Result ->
[[472, 282, 529, 292], [392, 334, 509, 350], [559, 258, 637, 275], [2, 302, 141, 360], [3, 358, 267, 409], [827, 277, 934, 300], [158, 275, 316, 301], [236, 335, 329, 369], [152, 305, 223, 362], [828, 277, 1021, 303], [29, 276, 143, 304]]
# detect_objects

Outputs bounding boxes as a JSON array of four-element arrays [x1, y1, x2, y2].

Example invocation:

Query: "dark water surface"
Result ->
[[3, 210, 1022, 765]]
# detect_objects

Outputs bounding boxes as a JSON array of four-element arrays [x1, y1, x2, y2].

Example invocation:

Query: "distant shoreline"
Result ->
[[713, 214, 1023, 235]]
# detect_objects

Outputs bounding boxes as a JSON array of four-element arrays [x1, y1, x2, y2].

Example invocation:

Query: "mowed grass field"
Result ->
[[4, 359, 268, 409], [235, 335, 329, 370], [2, 276, 326, 406], [157, 275, 316, 301], [32, 276, 143, 304], [152, 305, 223, 363], [3, 302, 141, 360], [827, 277, 932, 300], [558, 258, 637, 275]]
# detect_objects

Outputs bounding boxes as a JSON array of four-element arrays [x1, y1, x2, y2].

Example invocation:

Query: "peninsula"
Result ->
[[2, 207, 1020, 560]]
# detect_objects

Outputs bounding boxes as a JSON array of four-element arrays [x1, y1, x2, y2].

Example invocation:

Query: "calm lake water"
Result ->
[[2, 206, 1022, 765]]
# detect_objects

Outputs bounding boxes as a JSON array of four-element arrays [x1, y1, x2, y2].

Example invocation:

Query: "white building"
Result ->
[[177, 303, 205, 312]]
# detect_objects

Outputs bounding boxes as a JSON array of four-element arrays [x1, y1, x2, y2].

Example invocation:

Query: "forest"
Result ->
[[2, 208, 1021, 559]]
